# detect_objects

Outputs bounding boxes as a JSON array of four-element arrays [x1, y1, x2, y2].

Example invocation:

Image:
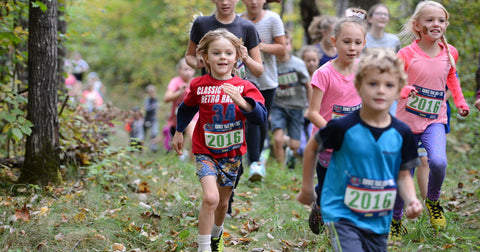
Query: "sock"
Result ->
[[211, 223, 224, 238], [198, 234, 211, 252]]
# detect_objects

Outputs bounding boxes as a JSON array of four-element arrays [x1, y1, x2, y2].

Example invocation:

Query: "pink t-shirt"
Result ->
[[396, 40, 466, 134], [310, 61, 362, 166], [166, 76, 198, 128]]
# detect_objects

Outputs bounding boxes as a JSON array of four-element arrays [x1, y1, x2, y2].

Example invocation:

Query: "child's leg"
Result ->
[[272, 128, 286, 165], [421, 123, 447, 201], [215, 186, 233, 226], [198, 176, 220, 235]]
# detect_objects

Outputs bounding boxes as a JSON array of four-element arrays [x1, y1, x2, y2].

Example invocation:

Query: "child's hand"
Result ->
[[171, 131, 184, 156], [476, 98, 480, 111], [240, 45, 249, 62], [400, 86, 417, 99], [458, 106, 469, 117], [296, 188, 316, 206], [405, 198, 423, 219], [221, 84, 252, 112]]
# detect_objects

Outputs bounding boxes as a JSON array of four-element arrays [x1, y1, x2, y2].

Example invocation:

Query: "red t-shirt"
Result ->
[[183, 74, 265, 158]]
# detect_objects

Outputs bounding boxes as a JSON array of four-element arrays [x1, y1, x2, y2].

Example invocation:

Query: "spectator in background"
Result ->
[[79, 81, 103, 112], [143, 84, 159, 153], [365, 3, 401, 53], [71, 52, 89, 82]]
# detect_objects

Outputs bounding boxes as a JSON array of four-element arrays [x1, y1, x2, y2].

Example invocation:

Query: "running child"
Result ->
[[172, 29, 267, 252], [391, 0, 469, 236], [300, 48, 423, 252], [271, 31, 310, 169], [297, 8, 367, 235]]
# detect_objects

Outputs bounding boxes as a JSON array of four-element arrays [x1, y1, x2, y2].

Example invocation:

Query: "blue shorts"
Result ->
[[195, 154, 241, 187], [270, 103, 303, 141], [327, 219, 388, 252]]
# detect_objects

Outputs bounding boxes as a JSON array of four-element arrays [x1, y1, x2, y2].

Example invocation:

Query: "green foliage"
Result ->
[[0, 86, 32, 142]]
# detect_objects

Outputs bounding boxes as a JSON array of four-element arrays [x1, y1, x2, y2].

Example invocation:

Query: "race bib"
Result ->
[[331, 104, 361, 119], [406, 85, 444, 119], [237, 61, 246, 79], [204, 121, 243, 154], [344, 176, 397, 218]]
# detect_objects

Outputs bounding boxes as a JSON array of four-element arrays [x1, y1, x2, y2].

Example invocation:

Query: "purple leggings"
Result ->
[[392, 123, 447, 220]]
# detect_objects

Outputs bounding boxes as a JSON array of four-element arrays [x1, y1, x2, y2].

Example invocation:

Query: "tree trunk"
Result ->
[[19, 0, 62, 185], [58, 0, 67, 93], [300, 0, 320, 44], [350, 0, 379, 11]]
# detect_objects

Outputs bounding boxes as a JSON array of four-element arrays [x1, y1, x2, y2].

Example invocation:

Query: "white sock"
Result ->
[[211, 223, 224, 238], [198, 234, 211, 252]]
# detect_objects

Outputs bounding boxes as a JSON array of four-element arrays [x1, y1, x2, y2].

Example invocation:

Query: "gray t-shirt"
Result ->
[[365, 32, 401, 52], [274, 55, 310, 109], [242, 10, 285, 90]]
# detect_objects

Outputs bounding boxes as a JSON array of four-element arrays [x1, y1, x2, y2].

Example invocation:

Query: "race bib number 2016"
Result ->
[[204, 121, 243, 154], [406, 85, 444, 119], [344, 176, 397, 218]]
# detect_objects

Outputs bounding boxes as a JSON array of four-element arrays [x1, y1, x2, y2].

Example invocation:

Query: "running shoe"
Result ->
[[425, 198, 447, 231], [211, 233, 224, 252]]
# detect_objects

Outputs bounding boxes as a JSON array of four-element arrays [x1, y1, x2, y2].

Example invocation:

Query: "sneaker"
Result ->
[[211, 233, 224, 252], [389, 219, 407, 241], [308, 203, 324, 234], [248, 161, 265, 181], [425, 198, 447, 231], [285, 147, 296, 169]]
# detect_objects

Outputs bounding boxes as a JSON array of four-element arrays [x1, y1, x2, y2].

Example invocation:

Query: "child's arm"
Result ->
[[222, 83, 267, 125], [297, 135, 320, 206], [259, 35, 287, 57], [307, 87, 328, 129], [171, 102, 199, 155], [397, 170, 423, 219], [243, 45, 264, 77], [185, 40, 205, 69], [164, 84, 187, 103]]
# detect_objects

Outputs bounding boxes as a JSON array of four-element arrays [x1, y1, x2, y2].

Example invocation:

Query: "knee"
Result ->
[[273, 130, 284, 147], [202, 193, 219, 210], [290, 140, 300, 151], [429, 158, 447, 174]]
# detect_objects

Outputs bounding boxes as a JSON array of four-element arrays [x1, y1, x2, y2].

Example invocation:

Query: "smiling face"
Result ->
[[331, 22, 366, 64], [414, 5, 448, 42], [204, 37, 237, 80], [356, 67, 400, 113]]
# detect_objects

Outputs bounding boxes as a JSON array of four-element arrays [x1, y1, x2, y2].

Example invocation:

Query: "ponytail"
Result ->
[[441, 35, 456, 68]]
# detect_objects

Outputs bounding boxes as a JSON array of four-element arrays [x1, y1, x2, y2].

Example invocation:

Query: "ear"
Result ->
[[412, 20, 421, 33], [330, 36, 337, 47]]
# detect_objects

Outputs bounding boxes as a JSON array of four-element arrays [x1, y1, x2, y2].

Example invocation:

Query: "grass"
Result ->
[[1, 108, 480, 251]]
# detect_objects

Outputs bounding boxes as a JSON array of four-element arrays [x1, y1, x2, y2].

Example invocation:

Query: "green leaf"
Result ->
[[32, 1, 48, 12], [4, 114, 16, 123], [12, 128, 23, 141], [20, 125, 32, 136]]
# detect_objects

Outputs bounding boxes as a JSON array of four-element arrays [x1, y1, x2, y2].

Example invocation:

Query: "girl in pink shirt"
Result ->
[[391, 1, 469, 236], [297, 8, 367, 235]]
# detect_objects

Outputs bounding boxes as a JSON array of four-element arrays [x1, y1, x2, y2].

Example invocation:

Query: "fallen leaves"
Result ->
[[14, 204, 30, 222]]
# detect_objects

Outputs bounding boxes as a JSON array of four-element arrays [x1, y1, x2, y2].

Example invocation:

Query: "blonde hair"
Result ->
[[308, 15, 339, 44], [176, 57, 187, 72], [196, 28, 245, 74], [333, 7, 368, 38], [398, 1, 455, 67], [355, 48, 407, 92]]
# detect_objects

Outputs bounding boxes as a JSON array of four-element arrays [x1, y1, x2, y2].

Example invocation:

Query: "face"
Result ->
[[242, 0, 265, 16], [368, 6, 390, 29], [414, 5, 448, 41], [332, 23, 366, 64], [212, 0, 239, 17], [178, 62, 195, 82], [357, 68, 399, 113], [302, 50, 319, 75], [205, 37, 237, 80]]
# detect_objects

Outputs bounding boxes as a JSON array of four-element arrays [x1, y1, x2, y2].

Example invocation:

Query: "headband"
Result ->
[[345, 9, 366, 20]]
